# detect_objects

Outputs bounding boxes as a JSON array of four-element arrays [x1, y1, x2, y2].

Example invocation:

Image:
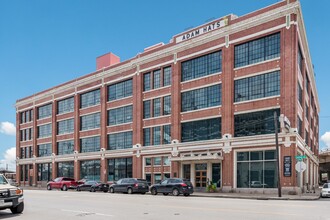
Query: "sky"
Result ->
[[0, 0, 329, 171]]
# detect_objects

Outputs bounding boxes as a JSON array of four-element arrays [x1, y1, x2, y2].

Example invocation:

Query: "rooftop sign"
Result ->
[[176, 18, 228, 43]]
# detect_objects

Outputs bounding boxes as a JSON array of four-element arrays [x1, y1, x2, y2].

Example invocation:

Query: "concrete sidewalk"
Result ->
[[191, 191, 320, 200]]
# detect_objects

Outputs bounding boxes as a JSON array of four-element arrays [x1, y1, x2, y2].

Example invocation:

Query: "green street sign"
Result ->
[[295, 155, 307, 160]]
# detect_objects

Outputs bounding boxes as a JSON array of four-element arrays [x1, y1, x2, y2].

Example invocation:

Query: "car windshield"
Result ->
[[0, 175, 8, 184]]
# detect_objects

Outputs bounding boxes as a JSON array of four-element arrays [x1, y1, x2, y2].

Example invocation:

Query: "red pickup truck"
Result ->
[[47, 177, 79, 191]]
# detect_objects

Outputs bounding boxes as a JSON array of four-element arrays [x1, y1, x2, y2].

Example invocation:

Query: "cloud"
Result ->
[[321, 132, 330, 149], [0, 147, 16, 171], [0, 122, 16, 136]]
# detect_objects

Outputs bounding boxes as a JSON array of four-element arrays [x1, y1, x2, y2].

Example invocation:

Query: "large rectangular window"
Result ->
[[181, 118, 221, 142], [143, 72, 151, 91], [80, 112, 100, 131], [38, 143, 52, 157], [234, 33, 280, 68], [298, 45, 303, 71], [163, 96, 171, 115], [38, 103, 52, 119], [163, 66, 172, 86], [143, 100, 151, 119], [108, 157, 132, 181], [57, 97, 74, 114], [153, 69, 161, 89], [108, 79, 133, 101], [80, 136, 100, 153], [153, 127, 161, 145], [234, 109, 280, 137], [20, 109, 33, 124], [38, 124, 52, 138], [234, 71, 280, 102], [57, 162, 74, 178], [143, 128, 151, 146], [38, 163, 52, 181], [153, 98, 161, 117], [181, 84, 221, 112], [108, 105, 133, 126], [143, 125, 171, 146], [80, 160, 100, 181], [20, 128, 33, 141], [108, 131, 133, 150], [57, 118, 74, 135], [237, 150, 277, 188], [57, 140, 74, 155], [182, 51, 222, 82], [298, 83, 303, 106], [80, 89, 100, 109]]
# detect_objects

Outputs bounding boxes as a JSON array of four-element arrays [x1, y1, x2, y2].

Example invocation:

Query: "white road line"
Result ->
[[61, 209, 114, 217]]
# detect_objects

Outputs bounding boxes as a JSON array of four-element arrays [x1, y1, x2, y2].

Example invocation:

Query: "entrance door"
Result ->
[[195, 163, 207, 188]]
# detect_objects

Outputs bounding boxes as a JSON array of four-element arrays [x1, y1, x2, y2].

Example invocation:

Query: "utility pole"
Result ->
[[274, 111, 282, 197]]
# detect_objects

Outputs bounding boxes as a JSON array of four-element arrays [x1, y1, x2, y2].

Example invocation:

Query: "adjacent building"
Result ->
[[16, 0, 319, 193]]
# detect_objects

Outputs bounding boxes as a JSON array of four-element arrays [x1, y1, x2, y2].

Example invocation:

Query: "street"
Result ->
[[0, 190, 329, 220]]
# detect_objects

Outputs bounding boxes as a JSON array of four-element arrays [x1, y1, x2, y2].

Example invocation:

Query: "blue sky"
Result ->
[[0, 0, 329, 170]]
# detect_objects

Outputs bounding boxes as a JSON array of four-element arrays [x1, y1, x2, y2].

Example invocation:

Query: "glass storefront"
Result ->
[[57, 161, 74, 178], [80, 160, 100, 181]]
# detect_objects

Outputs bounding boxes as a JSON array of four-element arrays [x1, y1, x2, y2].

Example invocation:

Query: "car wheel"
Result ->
[[109, 187, 115, 193], [77, 187, 81, 191], [62, 185, 68, 191], [183, 193, 190, 197], [103, 189, 108, 193], [10, 202, 24, 214], [151, 188, 157, 195], [163, 193, 169, 196], [127, 188, 133, 194], [92, 188, 96, 192], [141, 192, 146, 195], [47, 184, 52, 190], [172, 188, 179, 196]]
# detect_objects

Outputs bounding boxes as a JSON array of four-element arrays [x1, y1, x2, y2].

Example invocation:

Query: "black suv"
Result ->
[[109, 178, 149, 194], [150, 178, 194, 196]]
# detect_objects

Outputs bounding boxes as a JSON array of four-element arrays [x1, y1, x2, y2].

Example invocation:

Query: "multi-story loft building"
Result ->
[[16, 0, 319, 193]]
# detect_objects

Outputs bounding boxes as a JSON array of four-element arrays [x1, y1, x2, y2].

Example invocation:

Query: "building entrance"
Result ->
[[195, 163, 207, 187]]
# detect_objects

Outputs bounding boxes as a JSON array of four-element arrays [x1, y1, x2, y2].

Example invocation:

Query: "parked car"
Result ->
[[76, 181, 109, 192], [320, 183, 330, 198], [250, 181, 268, 188], [7, 179, 18, 187], [0, 174, 24, 214], [47, 177, 79, 191], [150, 178, 194, 196], [109, 178, 149, 194]]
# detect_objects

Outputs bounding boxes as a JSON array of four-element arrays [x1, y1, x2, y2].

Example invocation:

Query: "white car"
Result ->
[[0, 174, 24, 214], [320, 183, 330, 198]]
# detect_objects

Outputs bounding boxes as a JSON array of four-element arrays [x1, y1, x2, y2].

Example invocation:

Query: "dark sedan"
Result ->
[[109, 178, 149, 194], [76, 181, 109, 192], [150, 178, 194, 196]]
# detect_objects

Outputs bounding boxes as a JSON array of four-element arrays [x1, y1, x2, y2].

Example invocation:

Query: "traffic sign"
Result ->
[[295, 161, 306, 173], [295, 155, 307, 161]]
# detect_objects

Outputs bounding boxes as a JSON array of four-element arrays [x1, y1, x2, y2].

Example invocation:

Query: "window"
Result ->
[[153, 98, 161, 117], [57, 162, 74, 178], [38, 163, 52, 181], [163, 157, 170, 166], [57, 118, 74, 135], [154, 157, 161, 166], [298, 45, 303, 71], [38, 124, 52, 138], [298, 83, 303, 106], [163, 66, 172, 86], [80, 136, 100, 153], [20, 128, 33, 141], [143, 125, 171, 146], [305, 104, 309, 120], [80, 112, 100, 131], [57, 140, 74, 155], [108, 105, 132, 126], [237, 150, 277, 188], [143, 72, 151, 91], [38, 143, 52, 157], [181, 118, 221, 142], [108, 131, 133, 150], [143, 100, 151, 119], [20, 109, 33, 124], [163, 96, 171, 115], [38, 104, 52, 119], [57, 97, 74, 114], [297, 116, 303, 137], [80, 89, 100, 108], [80, 160, 100, 181], [305, 130, 309, 147], [181, 84, 221, 112], [182, 51, 222, 81], [108, 158, 132, 181], [108, 79, 133, 101], [145, 158, 151, 166], [153, 69, 161, 89], [234, 71, 280, 102], [234, 33, 280, 68], [234, 109, 280, 137]]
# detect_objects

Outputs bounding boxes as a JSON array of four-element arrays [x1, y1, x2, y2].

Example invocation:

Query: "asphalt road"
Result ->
[[0, 190, 329, 220]]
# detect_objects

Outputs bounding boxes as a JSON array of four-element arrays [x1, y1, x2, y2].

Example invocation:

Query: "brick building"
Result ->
[[16, 0, 319, 193]]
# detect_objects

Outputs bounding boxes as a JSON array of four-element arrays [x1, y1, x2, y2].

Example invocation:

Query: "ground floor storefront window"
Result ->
[[108, 157, 132, 181], [80, 160, 100, 181], [237, 150, 277, 188], [38, 163, 52, 181], [57, 161, 74, 178]]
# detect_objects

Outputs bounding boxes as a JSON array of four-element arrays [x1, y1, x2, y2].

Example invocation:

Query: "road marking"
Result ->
[[61, 209, 114, 217]]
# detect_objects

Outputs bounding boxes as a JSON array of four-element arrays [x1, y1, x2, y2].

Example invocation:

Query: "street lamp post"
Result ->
[[274, 111, 282, 197]]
